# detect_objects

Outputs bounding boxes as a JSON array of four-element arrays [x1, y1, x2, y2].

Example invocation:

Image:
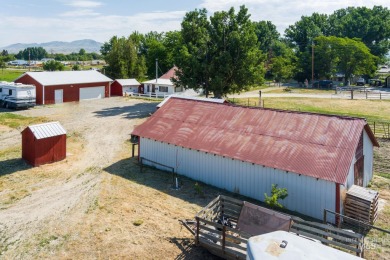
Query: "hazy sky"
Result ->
[[0, 0, 388, 47]]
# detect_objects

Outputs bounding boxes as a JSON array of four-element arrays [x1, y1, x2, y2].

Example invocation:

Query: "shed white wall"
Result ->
[[140, 138, 336, 220], [363, 130, 374, 187], [123, 86, 139, 94], [344, 129, 375, 189]]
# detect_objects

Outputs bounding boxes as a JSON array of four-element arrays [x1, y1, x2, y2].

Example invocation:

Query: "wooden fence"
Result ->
[[368, 121, 390, 139]]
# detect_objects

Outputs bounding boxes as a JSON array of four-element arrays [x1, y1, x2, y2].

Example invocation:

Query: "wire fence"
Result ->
[[324, 209, 390, 259]]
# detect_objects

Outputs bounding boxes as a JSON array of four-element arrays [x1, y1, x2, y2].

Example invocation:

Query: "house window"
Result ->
[[9, 89, 12, 95], [159, 86, 168, 92]]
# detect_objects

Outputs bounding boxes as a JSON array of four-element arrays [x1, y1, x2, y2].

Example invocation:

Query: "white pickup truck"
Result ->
[[0, 82, 36, 109]]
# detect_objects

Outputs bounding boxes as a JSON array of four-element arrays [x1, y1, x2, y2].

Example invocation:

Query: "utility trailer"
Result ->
[[180, 195, 292, 259], [180, 195, 365, 259], [0, 82, 36, 109]]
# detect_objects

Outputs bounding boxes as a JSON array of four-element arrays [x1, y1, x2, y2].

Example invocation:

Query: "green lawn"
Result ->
[[0, 69, 26, 82]]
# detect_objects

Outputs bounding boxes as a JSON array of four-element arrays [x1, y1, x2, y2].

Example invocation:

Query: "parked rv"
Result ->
[[0, 82, 36, 109]]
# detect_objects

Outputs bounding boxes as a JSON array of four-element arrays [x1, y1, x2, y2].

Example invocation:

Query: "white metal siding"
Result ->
[[140, 138, 335, 220], [79, 86, 105, 100], [363, 130, 374, 187]]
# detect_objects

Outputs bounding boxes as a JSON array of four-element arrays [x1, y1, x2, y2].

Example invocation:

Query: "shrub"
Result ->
[[264, 184, 288, 208]]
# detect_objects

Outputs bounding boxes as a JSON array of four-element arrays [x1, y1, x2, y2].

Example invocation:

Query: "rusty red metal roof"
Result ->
[[132, 98, 379, 184], [159, 66, 178, 80]]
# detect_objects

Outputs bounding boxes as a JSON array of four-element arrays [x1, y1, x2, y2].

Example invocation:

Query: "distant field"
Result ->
[[230, 97, 390, 122], [0, 69, 26, 82]]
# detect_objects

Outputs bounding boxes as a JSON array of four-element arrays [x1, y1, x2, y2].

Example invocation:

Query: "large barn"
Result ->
[[132, 98, 379, 221], [15, 70, 113, 105]]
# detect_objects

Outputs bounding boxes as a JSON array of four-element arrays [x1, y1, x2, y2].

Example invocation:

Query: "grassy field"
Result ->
[[0, 69, 26, 81], [230, 97, 390, 122], [0, 113, 46, 129]]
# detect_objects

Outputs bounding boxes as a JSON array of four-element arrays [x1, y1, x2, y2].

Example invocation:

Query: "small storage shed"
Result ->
[[22, 121, 66, 166], [111, 79, 141, 96], [132, 98, 379, 221]]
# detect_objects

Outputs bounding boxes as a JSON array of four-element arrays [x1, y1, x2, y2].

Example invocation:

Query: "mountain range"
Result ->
[[1, 39, 103, 54]]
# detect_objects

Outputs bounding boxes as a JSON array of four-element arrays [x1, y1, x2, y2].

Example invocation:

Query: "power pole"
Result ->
[[155, 58, 158, 82], [311, 41, 314, 86], [28, 49, 31, 71]]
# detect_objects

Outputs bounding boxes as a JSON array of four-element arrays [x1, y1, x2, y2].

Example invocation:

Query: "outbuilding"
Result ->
[[132, 98, 379, 221], [142, 66, 183, 96], [15, 70, 113, 105], [111, 79, 141, 96], [22, 121, 67, 166]]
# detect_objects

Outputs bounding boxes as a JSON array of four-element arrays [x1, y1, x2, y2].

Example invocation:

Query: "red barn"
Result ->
[[111, 79, 141, 96], [15, 71, 113, 105], [22, 121, 67, 166]]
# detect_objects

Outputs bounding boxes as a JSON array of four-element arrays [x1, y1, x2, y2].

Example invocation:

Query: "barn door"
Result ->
[[354, 156, 364, 186]]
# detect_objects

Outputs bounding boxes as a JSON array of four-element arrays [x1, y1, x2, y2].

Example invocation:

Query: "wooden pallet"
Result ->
[[345, 185, 379, 225]]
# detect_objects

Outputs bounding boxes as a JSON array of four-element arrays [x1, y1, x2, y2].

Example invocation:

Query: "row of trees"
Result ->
[[101, 5, 389, 97], [12, 47, 103, 62]]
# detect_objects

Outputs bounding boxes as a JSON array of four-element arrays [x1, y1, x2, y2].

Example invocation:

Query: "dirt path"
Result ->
[[0, 98, 162, 258]]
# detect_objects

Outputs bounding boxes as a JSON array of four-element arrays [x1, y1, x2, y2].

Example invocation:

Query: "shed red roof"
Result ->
[[159, 66, 178, 80], [132, 98, 378, 184]]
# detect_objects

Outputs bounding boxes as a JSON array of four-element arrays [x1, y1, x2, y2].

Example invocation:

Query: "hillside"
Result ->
[[1, 39, 103, 54]]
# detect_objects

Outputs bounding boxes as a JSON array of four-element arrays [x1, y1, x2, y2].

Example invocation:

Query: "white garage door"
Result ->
[[79, 86, 105, 101]]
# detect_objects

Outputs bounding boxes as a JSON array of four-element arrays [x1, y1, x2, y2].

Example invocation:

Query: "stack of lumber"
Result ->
[[345, 185, 379, 224]]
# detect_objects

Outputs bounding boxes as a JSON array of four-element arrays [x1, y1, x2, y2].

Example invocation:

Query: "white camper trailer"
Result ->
[[0, 82, 36, 109]]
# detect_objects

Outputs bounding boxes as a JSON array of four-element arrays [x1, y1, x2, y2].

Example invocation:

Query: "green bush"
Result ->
[[264, 184, 288, 208]]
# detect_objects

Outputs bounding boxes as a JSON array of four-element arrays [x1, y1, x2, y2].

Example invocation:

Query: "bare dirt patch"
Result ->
[[0, 98, 220, 259]]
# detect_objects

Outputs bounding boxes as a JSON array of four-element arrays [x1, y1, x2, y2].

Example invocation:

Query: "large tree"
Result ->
[[101, 36, 146, 79], [15, 47, 48, 60], [328, 6, 390, 59], [314, 36, 378, 83], [174, 6, 264, 97], [285, 13, 329, 52]]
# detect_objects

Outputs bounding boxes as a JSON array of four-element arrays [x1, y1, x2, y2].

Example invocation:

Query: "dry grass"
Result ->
[[0, 113, 46, 129], [231, 97, 390, 122]]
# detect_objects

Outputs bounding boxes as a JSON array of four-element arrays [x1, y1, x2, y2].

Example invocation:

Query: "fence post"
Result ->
[[195, 217, 200, 245], [380, 92, 382, 100], [351, 89, 354, 100], [366, 92, 368, 99], [323, 210, 327, 224], [222, 225, 226, 251]]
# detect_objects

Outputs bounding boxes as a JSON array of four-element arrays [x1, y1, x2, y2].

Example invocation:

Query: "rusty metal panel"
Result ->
[[133, 98, 377, 184]]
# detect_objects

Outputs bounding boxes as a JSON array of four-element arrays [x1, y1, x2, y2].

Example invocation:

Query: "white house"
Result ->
[[142, 66, 183, 96], [132, 98, 379, 221]]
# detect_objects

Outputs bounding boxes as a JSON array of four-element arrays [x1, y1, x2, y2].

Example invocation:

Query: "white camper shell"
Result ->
[[0, 82, 36, 109]]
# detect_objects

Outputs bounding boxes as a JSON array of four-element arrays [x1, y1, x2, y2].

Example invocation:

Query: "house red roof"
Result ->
[[159, 66, 178, 80], [132, 98, 378, 184]]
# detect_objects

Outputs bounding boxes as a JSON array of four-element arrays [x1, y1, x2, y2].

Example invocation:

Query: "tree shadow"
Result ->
[[0, 158, 32, 177], [93, 102, 158, 119]]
